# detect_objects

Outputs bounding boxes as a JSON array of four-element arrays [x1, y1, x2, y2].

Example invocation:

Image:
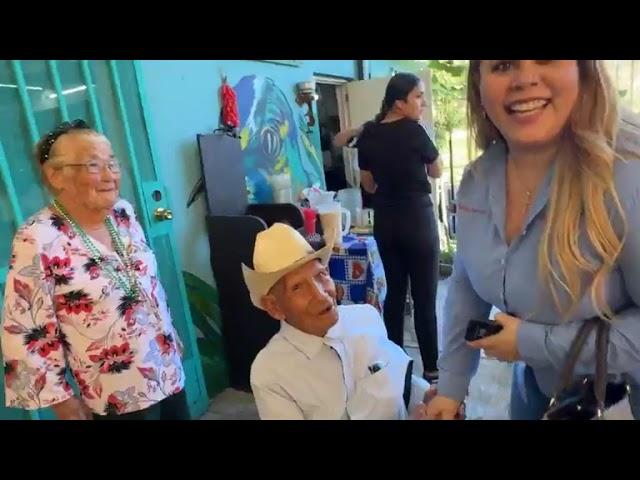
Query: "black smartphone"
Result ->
[[465, 319, 503, 342]]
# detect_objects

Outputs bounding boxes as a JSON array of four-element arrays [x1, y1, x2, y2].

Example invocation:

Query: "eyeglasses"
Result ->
[[62, 160, 121, 175]]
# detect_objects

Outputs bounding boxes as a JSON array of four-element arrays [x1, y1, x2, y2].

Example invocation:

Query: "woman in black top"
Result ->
[[355, 73, 443, 382]]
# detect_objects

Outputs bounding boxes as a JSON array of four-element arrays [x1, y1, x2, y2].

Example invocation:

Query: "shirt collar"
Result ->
[[280, 318, 343, 360]]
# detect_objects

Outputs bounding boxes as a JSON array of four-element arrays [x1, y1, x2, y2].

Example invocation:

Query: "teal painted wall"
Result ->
[[139, 60, 359, 285], [305, 60, 358, 79]]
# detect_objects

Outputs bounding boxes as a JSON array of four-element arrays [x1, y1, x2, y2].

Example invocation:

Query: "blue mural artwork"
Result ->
[[234, 75, 325, 203]]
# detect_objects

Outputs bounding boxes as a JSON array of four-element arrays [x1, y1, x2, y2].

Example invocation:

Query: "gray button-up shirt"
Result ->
[[438, 138, 640, 414]]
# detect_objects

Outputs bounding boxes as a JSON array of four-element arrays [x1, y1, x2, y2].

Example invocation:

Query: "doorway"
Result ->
[[315, 76, 349, 193]]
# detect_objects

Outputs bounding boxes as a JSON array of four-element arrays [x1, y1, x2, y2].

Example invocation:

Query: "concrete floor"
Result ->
[[201, 279, 633, 420], [201, 388, 259, 420]]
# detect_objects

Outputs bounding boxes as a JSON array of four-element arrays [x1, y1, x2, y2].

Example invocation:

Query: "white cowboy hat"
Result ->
[[241, 223, 334, 310]]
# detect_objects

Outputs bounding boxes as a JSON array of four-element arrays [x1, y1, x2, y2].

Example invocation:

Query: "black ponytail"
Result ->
[[374, 99, 391, 123], [374, 72, 422, 123]]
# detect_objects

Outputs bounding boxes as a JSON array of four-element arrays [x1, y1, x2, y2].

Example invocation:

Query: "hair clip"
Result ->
[[39, 119, 91, 164]]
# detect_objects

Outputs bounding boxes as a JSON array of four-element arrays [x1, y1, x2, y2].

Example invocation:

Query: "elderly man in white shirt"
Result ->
[[242, 223, 451, 420]]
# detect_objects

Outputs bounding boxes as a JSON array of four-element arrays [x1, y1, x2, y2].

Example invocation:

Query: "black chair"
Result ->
[[197, 133, 304, 390]]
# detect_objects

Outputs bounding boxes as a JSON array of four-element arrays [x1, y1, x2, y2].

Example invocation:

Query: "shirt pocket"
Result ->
[[348, 349, 409, 420]]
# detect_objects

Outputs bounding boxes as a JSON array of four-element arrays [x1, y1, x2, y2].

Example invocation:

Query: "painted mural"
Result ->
[[234, 75, 324, 203]]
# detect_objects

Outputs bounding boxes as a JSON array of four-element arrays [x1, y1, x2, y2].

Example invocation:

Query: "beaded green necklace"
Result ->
[[52, 199, 140, 300]]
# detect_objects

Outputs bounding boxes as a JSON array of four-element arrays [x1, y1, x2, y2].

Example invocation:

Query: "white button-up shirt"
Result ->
[[250, 304, 428, 420]]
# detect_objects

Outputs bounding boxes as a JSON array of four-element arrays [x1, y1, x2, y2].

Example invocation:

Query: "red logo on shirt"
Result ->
[[457, 203, 488, 214]]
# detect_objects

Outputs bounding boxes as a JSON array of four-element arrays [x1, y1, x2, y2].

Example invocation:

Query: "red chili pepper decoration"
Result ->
[[220, 81, 239, 129]]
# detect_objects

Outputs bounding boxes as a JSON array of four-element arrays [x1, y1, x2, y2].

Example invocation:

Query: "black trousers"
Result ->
[[374, 197, 440, 372], [93, 389, 191, 420]]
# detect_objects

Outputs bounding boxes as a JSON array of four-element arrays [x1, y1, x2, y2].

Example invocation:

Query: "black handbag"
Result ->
[[543, 317, 630, 420]]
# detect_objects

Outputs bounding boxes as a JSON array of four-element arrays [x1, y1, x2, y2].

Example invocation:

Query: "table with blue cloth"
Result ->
[[328, 234, 387, 313]]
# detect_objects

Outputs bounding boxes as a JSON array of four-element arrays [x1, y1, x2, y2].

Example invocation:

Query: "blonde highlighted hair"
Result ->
[[467, 60, 637, 319]]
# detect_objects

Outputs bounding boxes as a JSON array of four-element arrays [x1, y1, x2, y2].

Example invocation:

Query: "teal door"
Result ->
[[0, 60, 208, 419]]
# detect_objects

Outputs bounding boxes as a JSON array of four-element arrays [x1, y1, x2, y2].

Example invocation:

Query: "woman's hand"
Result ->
[[333, 126, 363, 148], [467, 312, 521, 362], [51, 396, 93, 420], [359, 170, 377, 194]]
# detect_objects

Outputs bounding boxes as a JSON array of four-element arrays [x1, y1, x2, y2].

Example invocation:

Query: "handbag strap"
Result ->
[[550, 317, 611, 416], [594, 320, 611, 414], [553, 317, 598, 396]]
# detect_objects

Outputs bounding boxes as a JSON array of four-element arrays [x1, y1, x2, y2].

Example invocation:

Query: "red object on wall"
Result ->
[[220, 82, 240, 129], [302, 208, 317, 236]]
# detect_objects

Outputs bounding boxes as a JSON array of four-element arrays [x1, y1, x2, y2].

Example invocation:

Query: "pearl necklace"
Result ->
[[52, 199, 139, 300]]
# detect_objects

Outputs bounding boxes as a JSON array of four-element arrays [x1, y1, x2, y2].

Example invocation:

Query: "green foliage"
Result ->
[[429, 60, 468, 152], [440, 239, 456, 264], [183, 271, 229, 399], [439, 239, 457, 279]]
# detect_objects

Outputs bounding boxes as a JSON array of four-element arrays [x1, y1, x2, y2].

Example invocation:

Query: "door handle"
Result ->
[[154, 207, 173, 221]]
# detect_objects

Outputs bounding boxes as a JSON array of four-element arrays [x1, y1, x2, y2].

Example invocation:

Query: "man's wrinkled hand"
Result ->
[[416, 386, 466, 420]]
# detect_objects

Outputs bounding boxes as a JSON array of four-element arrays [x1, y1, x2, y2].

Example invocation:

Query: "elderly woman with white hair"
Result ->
[[1, 120, 188, 420]]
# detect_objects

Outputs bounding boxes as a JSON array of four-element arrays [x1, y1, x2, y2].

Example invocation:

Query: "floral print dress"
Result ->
[[1, 199, 185, 415]]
